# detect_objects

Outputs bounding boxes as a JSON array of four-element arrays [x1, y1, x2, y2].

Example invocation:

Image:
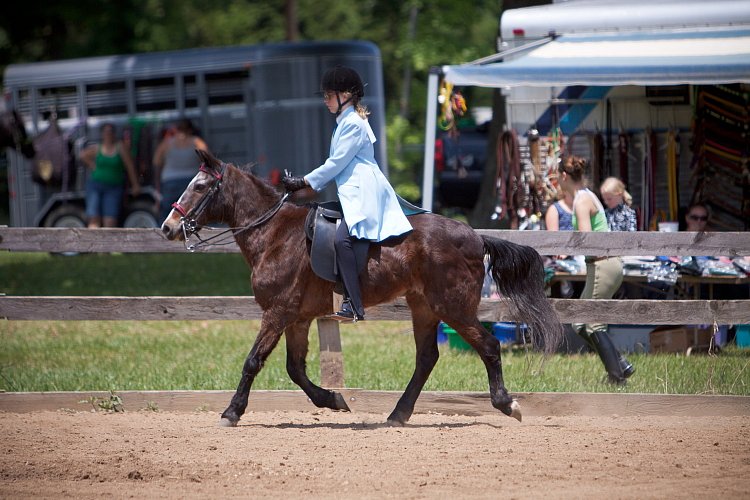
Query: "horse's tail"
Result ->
[[482, 235, 563, 354]]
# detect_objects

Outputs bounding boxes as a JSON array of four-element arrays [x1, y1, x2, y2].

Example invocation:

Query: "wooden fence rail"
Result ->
[[2, 227, 749, 256], [2, 296, 749, 325], [2, 227, 749, 387]]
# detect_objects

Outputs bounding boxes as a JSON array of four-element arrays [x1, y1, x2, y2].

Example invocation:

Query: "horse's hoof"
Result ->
[[509, 400, 522, 422], [332, 392, 351, 412], [218, 417, 237, 427], [386, 410, 408, 426]]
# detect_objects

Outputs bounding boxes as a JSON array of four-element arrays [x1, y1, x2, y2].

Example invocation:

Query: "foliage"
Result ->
[[79, 390, 124, 412]]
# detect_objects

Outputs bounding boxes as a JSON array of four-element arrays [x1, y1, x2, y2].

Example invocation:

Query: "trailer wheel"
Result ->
[[43, 205, 87, 256], [123, 200, 159, 228], [43, 205, 87, 228]]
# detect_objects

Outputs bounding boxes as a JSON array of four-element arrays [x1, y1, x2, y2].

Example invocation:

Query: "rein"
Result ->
[[173, 162, 289, 252]]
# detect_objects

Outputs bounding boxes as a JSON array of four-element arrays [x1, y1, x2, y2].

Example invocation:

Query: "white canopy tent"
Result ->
[[421, 27, 750, 210]]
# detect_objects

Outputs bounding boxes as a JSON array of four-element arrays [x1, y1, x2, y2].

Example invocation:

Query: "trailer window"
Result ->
[[86, 81, 128, 116], [135, 76, 176, 112], [36, 86, 78, 120], [205, 70, 247, 106], [183, 75, 199, 109]]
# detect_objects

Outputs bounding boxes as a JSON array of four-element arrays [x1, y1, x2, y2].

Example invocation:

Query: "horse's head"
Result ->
[[1, 110, 35, 159], [161, 149, 227, 241]]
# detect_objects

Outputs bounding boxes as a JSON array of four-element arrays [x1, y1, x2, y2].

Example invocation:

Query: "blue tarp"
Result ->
[[444, 28, 750, 87]]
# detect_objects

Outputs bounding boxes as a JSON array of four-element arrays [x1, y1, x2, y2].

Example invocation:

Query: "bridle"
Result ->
[[171, 162, 289, 252]]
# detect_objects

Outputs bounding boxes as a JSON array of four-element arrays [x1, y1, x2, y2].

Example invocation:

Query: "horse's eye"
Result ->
[[194, 182, 208, 192]]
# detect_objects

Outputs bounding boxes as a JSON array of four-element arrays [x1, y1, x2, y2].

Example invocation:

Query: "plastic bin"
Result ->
[[492, 322, 521, 345], [736, 325, 750, 348], [436, 322, 448, 344]]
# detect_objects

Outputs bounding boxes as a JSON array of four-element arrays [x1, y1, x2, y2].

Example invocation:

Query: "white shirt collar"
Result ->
[[337, 106, 376, 144]]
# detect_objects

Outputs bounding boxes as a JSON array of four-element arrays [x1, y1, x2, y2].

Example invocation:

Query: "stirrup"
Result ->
[[328, 300, 364, 323], [329, 310, 364, 323]]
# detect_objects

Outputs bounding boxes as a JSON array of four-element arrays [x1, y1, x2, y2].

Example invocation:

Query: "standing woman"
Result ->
[[559, 156, 635, 384], [81, 123, 140, 228], [153, 118, 209, 221], [282, 66, 412, 322]]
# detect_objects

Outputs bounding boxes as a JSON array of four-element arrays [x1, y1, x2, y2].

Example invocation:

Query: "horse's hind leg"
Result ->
[[387, 295, 441, 426], [220, 314, 285, 427], [285, 320, 350, 412]]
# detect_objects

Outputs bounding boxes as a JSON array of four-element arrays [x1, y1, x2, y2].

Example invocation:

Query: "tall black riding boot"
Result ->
[[590, 329, 627, 385], [581, 329, 635, 380]]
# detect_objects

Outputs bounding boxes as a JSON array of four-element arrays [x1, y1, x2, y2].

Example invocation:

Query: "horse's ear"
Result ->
[[195, 148, 218, 168]]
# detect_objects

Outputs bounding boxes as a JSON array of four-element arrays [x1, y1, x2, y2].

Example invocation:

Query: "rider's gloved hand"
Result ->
[[282, 175, 308, 192]]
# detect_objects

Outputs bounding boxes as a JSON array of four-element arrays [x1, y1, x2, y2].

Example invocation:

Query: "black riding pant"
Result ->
[[335, 219, 368, 317]]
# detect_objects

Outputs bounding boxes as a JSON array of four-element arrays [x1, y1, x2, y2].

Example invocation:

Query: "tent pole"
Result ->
[[421, 67, 441, 211]]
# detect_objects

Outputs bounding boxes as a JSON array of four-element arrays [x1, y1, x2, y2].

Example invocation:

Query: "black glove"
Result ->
[[282, 175, 308, 192]]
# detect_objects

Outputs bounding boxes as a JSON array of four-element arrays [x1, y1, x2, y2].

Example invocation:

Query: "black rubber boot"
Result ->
[[619, 354, 635, 379], [590, 329, 627, 385], [579, 327, 635, 381]]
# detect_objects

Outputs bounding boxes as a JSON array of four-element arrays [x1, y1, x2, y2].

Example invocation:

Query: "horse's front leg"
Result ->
[[285, 320, 350, 412], [387, 295, 441, 426], [220, 314, 285, 427]]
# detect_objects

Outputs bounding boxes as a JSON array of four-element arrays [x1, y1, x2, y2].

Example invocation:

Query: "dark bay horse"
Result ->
[[0, 108, 35, 159], [161, 150, 563, 426]]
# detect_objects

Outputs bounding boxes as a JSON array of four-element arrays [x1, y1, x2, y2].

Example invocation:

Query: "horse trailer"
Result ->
[[2, 40, 386, 228]]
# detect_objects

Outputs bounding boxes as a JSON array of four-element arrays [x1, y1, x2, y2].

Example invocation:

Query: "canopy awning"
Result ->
[[444, 28, 750, 87]]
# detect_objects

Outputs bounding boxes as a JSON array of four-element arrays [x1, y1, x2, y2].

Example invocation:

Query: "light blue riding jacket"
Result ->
[[304, 106, 412, 242]]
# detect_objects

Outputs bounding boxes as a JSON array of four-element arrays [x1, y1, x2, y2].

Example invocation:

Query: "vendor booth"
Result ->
[[422, 4, 750, 232]]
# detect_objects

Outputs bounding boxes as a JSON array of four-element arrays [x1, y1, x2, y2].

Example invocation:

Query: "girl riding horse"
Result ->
[[161, 147, 564, 427]]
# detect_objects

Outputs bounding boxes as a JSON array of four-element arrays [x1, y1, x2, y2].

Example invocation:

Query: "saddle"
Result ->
[[305, 201, 349, 284], [304, 197, 428, 286]]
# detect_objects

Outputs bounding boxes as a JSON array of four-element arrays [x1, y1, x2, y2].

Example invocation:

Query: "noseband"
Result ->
[[173, 162, 289, 252]]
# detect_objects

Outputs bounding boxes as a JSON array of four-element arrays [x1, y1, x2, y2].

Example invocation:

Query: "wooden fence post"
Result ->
[[316, 293, 344, 387]]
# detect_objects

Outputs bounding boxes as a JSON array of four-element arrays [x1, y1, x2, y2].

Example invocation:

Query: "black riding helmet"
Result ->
[[320, 66, 365, 115]]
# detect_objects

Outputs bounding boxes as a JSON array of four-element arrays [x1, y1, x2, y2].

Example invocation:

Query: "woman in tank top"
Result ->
[[81, 122, 140, 228], [559, 155, 635, 385], [153, 118, 210, 221]]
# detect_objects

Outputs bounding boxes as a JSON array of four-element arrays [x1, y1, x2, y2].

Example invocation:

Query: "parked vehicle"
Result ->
[[434, 121, 489, 210]]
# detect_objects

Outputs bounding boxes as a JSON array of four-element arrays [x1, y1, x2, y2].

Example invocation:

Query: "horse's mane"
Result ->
[[228, 161, 282, 199], [236, 162, 257, 176]]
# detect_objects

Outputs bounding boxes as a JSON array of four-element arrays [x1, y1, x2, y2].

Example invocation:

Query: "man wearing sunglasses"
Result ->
[[684, 203, 710, 232]]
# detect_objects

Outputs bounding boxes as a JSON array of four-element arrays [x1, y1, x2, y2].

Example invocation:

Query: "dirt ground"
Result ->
[[1, 409, 748, 499]]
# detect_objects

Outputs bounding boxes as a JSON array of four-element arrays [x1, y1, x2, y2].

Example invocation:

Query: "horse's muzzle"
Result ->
[[161, 218, 184, 241]]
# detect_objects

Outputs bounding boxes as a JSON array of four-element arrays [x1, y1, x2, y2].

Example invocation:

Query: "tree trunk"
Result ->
[[285, 0, 298, 41]]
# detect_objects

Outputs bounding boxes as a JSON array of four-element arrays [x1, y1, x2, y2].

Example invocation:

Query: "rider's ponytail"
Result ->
[[355, 102, 370, 120]]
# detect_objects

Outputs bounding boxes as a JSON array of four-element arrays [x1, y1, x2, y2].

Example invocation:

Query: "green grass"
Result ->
[[2, 320, 748, 394], [2, 252, 749, 395], [0, 252, 252, 296]]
